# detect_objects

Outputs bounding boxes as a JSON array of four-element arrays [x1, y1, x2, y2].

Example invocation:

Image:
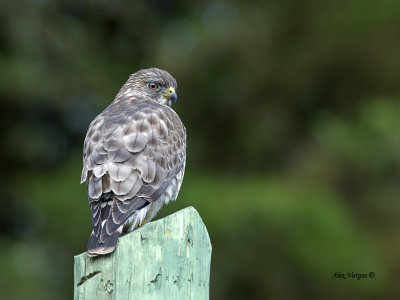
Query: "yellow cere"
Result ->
[[163, 87, 175, 98]]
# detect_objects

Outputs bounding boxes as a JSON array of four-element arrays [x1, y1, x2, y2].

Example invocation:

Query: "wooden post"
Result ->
[[74, 207, 212, 300]]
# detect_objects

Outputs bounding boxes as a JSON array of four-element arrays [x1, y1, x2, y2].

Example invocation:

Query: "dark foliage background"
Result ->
[[0, 0, 399, 299]]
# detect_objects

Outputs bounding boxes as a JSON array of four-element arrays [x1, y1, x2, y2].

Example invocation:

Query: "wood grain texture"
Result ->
[[74, 207, 211, 300]]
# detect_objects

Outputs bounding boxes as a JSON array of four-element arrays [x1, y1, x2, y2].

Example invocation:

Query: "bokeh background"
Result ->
[[1, 0, 400, 299]]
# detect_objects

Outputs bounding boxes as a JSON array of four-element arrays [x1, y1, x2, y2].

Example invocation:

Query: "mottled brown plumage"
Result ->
[[81, 68, 186, 256]]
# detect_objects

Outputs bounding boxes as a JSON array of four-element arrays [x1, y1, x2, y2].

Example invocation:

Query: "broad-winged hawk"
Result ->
[[80, 68, 186, 256]]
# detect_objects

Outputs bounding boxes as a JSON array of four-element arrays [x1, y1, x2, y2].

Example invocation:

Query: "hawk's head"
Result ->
[[120, 68, 178, 107]]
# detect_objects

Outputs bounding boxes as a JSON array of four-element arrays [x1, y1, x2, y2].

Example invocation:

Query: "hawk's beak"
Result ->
[[163, 87, 178, 104]]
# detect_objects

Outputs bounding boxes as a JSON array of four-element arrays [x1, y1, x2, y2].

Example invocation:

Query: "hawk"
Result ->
[[80, 68, 186, 257]]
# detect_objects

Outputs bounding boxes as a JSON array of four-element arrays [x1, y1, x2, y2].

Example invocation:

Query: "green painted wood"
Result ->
[[74, 207, 211, 300]]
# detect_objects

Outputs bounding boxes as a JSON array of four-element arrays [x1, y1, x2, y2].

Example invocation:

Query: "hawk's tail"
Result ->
[[86, 197, 124, 257], [86, 196, 150, 257], [86, 226, 123, 257]]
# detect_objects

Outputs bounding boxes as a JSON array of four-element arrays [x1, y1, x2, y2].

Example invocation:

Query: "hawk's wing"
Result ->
[[81, 98, 186, 256]]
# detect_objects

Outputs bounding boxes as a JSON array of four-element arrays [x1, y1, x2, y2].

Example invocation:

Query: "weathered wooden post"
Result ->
[[74, 207, 211, 299]]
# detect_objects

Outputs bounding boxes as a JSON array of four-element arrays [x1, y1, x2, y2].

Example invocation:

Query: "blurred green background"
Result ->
[[1, 0, 400, 299]]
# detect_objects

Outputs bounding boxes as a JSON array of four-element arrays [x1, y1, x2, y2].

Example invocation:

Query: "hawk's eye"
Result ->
[[148, 82, 159, 90]]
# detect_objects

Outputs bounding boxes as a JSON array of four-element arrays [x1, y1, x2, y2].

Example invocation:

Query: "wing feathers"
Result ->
[[124, 132, 148, 152], [110, 172, 137, 195], [82, 98, 186, 256], [88, 175, 102, 199], [108, 162, 131, 182], [108, 147, 131, 162]]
